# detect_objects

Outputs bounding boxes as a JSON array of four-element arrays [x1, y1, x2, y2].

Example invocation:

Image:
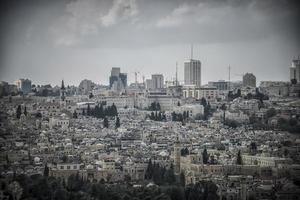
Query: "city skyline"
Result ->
[[0, 0, 299, 86]]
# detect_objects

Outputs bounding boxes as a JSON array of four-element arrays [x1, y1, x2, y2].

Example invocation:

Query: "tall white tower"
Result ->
[[184, 45, 201, 87]]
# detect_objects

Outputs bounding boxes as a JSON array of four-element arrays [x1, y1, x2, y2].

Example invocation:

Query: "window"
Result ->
[[67, 166, 71, 169], [73, 166, 77, 169], [60, 166, 64, 170]]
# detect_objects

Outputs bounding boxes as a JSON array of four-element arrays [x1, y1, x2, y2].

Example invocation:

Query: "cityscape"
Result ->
[[0, 0, 300, 200]]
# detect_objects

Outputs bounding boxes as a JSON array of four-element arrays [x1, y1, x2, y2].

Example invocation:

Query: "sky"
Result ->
[[0, 0, 299, 86]]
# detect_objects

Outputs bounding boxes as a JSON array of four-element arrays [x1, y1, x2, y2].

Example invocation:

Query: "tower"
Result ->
[[174, 135, 181, 175], [60, 80, 66, 101], [184, 45, 201, 87]]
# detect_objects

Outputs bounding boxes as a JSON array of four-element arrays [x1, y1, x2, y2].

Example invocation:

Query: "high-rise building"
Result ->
[[184, 59, 201, 87], [109, 67, 127, 90], [151, 74, 164, 89], [15, 78, 32, 94], [243, 73, 256, 87], [290, 59, 300, 83]]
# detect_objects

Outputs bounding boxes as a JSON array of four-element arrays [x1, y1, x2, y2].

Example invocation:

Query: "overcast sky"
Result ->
[[0, 0, 299, 86]]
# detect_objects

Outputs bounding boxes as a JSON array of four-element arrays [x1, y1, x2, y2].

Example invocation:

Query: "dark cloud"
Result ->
[[0, 0, 299, 85]]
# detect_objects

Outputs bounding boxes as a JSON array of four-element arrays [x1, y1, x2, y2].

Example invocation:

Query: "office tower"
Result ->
[[290, 59, 300, 83], [109, 67, 127, 90], [15, 78, 32, 94], [151, 74, 164, 89], [184, 59, 201, 87], [243, 73, 256, 87]]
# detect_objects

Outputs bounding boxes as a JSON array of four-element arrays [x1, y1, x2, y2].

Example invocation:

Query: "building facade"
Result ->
[[184, 59, 201, 87], [290, 59, 300, 83]]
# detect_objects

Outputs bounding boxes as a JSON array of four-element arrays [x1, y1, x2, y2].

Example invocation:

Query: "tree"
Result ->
[[266, 108, 276, 119], [145, 159, 153, 180], [236, 150, 242, 165], [24, 106, 27, 116], [115, 117, 120, 129], [89, 92, 94, 99], [73, 110, 78, 119], [220, 103, 226, 123], [291, 78, 297, 84], [202, 148, 209, 164], [44, 164, 49, 177], [180, 172, 185, 187], [150, 112, 155, 120], [87, 104, 91, 116], [156, 102, 161, 111], [16, 105, 22, 119], [103, 117, 109, 128], [200, 97, 207, 107]]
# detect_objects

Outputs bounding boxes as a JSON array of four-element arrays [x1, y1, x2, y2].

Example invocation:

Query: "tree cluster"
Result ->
[[181, 147, 189, 156], [228, 89, 241, 101], [277, 117, 300, 134], [200, 98, 213, 120], [148, 102, 161, 111], [1, 173, 220, 200], [149, 111, 166, 121], [16, 105, 27, 119], [145, 159, 176, 185], [82, 103, 118, 118], [171, 111, 189, 122]]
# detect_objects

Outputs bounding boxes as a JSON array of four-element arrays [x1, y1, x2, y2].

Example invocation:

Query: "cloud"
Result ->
[[101, 0, 138, 26], [50, 0, 138, 46], [156, 4, 192, 27]]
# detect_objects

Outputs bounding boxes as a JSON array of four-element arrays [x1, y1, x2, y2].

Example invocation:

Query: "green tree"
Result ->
[[87, 104, 91, 116], [266, 108, 276, 119], [202, 148, 209, 164], [16, 105, 22, 119], [44, 164, 49, 177], [115, 117, 120, 128], [236, 150, 242, 165], [103, 117, 109, 128], [180, 172, 185, 187], [24, 106, 27, 116], [72, 110, 78, 118]]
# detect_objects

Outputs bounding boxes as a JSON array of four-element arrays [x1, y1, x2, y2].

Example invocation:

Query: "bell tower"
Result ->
[[60, 79, 66, 101]]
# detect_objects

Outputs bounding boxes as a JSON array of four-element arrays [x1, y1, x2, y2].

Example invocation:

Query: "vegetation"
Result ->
[[236, 150, 242, 165], [103, 117, 109, 128], [149, 111, 166, 121], [148, 102, 161, 111], [16, 105, 22, 119], [115, 116, 120, 128], [144, 159, 176, 185], [181, 147, 189, 156], [202, 148, 209, 164], [0, 173, 219, 200], [84, 103, 118, 119], [277, 117, 300, 134]]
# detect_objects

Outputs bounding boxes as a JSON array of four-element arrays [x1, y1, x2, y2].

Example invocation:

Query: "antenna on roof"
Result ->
[[191, 44, 193, 60], [175, 62, 178, 86]]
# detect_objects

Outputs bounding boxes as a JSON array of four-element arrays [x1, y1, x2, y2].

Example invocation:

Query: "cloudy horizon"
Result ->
[[0, 0, 299, 86]]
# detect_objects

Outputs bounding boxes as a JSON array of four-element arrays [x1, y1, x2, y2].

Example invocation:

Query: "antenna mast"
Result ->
[[175, 62, 178, 86], [191, 44, 193, 60], [228, 65, 231, 91]]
